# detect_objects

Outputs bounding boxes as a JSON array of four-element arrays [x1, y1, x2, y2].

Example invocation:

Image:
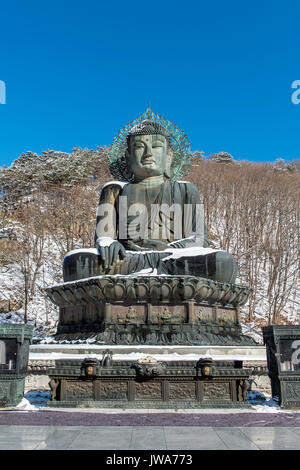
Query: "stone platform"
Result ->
[[45, 356, 252, 409], [45, 275, 256, 346], [26, 344, 268, 399]]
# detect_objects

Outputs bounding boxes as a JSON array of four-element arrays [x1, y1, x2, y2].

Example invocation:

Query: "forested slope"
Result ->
[[0, 149, 299, 343]]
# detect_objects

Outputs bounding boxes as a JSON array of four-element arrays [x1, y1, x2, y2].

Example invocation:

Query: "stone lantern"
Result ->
[[263, 325, 300, 408], [0, 324, 34, 407]]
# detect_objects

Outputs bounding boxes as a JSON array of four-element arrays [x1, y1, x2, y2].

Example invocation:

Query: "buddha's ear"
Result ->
[[125, 149, 131, 170], [164, 149, 173, 179], [124, 149, 134, 181]]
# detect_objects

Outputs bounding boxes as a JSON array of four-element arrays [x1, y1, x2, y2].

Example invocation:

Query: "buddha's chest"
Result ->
[[119, 183, 177, 241], [120, 184, 166, 208]]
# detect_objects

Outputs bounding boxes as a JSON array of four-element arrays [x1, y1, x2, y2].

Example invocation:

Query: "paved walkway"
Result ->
[[0, 423, 300, 449], [1, 408, 300, 450], [1, 408, 300, 426]]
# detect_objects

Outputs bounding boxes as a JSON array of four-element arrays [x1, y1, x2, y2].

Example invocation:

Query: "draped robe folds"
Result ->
[[63, 180, 237, 283]]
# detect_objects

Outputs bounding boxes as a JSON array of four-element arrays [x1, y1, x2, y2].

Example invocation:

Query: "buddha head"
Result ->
[[125, 120, 173, 181]]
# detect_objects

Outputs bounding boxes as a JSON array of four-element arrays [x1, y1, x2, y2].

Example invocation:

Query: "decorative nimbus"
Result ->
[[108, 108, 192, 181]]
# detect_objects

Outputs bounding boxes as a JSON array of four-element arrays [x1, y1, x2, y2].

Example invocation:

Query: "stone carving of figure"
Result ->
[[237, 379, 249, 401], [49, 378, 60, 401], [0, 341, 5, 364], [63, 120, 237, 283]]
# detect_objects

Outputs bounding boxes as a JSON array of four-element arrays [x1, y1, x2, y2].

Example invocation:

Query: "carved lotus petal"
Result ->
[[126, 282, 137, 300], [209, 285, 221, 303], [196, 284, 208, 301], [219, 285, 233, 304], [46, 275, 252, 309], [78, 285, 94, 303], [112, 282, 126, 299], [226, 287, 238, 305], [102, 282, 115, 299], [233, 289, 249, 306], [88, 283, 105, 301], [149, 279, 163, 299], [61, 287, 78, 305], [47, 289, 63, 306], [135, 282, 148, 300], [182, 282, 196, 300], [161, 282, 172, 301]]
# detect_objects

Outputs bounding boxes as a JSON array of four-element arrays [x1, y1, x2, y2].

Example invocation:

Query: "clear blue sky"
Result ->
[[1, 0, 300, 166]]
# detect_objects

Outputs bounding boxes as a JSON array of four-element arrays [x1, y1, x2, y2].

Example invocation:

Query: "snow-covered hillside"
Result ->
[[0, 153, 299, 344]]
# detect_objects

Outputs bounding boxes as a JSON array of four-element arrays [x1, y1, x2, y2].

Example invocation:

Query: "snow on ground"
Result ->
[[29, 351, 267, 362], [2, 397, 38, 411]]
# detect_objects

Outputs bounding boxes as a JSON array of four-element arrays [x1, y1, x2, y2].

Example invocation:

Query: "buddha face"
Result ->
[[127, 134, 171, 180]]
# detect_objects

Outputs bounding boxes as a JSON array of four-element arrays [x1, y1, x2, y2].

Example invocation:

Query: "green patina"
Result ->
[[108, 108, 192, 181]]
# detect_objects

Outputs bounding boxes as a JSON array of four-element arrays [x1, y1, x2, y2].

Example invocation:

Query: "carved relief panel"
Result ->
[[111, 304, 146, 324], [99, 380, 128, 400], [216, 308, 237, 325], [64, 380, 94, 401], [203, 382, 231, 401], [135, 381, 162, 400], [194, 306, 214, 322], [169, 382, 196, 400], [151, 304, 187, 323]]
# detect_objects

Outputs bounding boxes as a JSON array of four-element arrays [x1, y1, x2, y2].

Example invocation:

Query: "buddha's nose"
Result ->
[[145, 142, 152, 156]]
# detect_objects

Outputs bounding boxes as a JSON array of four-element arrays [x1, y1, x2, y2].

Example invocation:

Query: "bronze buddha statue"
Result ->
[[63, 120, 237, 283]]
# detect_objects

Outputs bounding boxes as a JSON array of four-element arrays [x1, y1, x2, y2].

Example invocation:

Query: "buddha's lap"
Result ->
[[63, 248, 237, 283]]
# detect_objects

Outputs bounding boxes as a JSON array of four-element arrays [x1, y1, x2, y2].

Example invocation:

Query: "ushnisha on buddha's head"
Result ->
[[125, 120, 173, 181]]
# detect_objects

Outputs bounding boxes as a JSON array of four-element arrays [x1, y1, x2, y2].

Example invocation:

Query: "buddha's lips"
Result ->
[[142, 157, 155, 164]]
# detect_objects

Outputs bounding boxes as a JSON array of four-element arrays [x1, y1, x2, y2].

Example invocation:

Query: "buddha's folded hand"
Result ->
[[96, 238, 126, 269]]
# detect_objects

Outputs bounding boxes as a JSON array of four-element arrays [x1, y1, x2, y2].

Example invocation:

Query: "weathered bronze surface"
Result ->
[[47, 357, 251, 408], [47, 276, 251, 307], [45, 112, 256, 351], [131, 357, 166, 378], [0, 324, 34, 407], [263, 325, 300, 408], [46, 275, 255, 345], [63, 118, 238, 283]]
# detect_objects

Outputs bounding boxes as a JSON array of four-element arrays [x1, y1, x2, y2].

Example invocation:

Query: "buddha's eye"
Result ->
[[152, 143, 163, 148]]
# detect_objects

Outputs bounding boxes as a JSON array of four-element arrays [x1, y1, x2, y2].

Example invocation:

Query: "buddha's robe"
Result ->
[[63, 180, 237, 283]]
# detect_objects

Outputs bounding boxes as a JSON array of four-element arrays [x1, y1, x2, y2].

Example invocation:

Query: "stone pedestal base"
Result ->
[[47, 358, 252, 409], [46, 275, 256, 346]]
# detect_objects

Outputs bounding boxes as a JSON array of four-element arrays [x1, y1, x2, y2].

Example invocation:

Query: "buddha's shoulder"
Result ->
[[100, 180, 129, 193], [99, 181, 129, 201]]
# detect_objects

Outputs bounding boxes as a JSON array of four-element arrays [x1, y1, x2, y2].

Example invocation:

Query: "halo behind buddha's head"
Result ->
[[108, 109, 192, 182]]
